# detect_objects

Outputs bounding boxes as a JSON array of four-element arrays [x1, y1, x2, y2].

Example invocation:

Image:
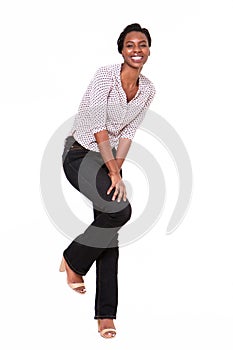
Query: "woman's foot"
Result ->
[[60, 257, 86, 294], [98, 319, 116, 338]]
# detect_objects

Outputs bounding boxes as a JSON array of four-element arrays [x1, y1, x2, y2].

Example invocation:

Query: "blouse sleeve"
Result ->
[[89, 66, 112, 134], [119, 84, 156, 140]]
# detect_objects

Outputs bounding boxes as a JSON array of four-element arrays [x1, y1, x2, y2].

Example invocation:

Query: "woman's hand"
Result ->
[[107, 172, 127, 202]]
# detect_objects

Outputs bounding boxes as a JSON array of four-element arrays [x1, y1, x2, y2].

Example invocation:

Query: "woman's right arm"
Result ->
[[94, 130, 127, 202]]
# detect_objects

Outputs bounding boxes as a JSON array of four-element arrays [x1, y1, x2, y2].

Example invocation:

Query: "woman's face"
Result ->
[[121, 31, 150, 69]]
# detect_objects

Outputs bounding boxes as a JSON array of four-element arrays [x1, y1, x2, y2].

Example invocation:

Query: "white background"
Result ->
[[1, 0, 233, 348]]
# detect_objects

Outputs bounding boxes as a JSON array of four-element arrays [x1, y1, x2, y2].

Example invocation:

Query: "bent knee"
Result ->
[[109, 202, 132, 226]]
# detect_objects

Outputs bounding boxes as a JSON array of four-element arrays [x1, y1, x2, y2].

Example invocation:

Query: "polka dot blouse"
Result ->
[[70, 63, 156, 152]]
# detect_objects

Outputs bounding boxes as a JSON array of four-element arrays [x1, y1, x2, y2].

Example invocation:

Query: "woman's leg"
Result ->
[[93, 209, 119, 320], [62, 147, 131, 276], [62, 143, 131, 333], [95, 248, 119, 319]]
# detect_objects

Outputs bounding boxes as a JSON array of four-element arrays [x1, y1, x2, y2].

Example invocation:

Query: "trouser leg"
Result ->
[[62, 148, 131, 276], [93, 209, 119, 319]]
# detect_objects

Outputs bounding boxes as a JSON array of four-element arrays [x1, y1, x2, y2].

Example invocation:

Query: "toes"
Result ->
[[103, 331, 116, 338]]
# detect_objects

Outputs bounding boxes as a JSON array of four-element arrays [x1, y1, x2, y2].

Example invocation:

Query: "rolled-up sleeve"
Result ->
[[119, 85, 156, 140], [89, 67, 112, 134]]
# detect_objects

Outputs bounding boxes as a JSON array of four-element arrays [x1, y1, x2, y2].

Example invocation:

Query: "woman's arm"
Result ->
[[94, 130, 119, 174], [94, 130, 127, 202], [116, 138, 132, 170]]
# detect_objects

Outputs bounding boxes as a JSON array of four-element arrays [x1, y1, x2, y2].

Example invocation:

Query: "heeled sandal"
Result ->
[[97, 319, 116, 339], [59, 257, 86, 294]]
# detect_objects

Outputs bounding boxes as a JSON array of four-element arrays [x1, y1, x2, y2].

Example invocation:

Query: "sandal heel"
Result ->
[[59, 257, 65, 272]]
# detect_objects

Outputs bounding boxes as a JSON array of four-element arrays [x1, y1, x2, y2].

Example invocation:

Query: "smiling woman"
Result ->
[[117, 23, 152, 102], [60, 23, 155, 339]]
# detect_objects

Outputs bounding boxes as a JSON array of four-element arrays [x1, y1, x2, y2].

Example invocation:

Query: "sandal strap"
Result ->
[[100, 328, 116, 337], [68, 282, 85, 289]]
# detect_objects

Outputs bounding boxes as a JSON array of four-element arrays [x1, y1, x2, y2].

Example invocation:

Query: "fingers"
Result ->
[[107, 173, 127, 202], [107, 185, 114, 195], [116, 183, 126, 203], [123, 190, 127, 202], [112, 187, 119, 202], [108, 181, 127, 202]]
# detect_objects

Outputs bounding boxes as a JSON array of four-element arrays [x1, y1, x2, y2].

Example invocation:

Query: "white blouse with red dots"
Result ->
[[70, 63, 156, 152]]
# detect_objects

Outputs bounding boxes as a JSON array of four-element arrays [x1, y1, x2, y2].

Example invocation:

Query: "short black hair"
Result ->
[[117, 23, 152, 54]]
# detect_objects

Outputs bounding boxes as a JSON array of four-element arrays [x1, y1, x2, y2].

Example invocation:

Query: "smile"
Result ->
[[131, 56, 143, 61]]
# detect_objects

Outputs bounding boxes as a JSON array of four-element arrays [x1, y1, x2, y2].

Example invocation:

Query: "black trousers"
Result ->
[[62, 136, 132, 319]]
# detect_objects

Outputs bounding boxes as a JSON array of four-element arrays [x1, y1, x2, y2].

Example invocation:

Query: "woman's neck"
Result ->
[[120, 63, 142, 88]]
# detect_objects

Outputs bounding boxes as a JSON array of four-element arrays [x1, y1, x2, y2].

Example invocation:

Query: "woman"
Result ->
[[60, 23, 156, 338]]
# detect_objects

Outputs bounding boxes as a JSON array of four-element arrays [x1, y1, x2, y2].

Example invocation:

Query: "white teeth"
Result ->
[[131, 56, 143, 61]]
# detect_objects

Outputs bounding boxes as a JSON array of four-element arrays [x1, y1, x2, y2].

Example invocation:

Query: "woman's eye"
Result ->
[[126, 44, 133, 48]]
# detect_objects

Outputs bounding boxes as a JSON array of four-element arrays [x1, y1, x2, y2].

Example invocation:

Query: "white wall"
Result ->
[[0, 0, 233, 349]]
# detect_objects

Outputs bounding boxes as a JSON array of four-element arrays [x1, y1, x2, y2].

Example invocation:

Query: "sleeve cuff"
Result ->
[[91, 126, 107, 134]]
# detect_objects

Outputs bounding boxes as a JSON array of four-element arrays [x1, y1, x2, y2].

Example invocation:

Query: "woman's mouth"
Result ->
[[131, 56, 143, 62]]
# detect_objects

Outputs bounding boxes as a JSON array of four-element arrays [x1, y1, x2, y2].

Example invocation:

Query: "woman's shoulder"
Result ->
[[86, 64, 119, 90], [140, 73, 156, 95], [140, 73, 154, 87]]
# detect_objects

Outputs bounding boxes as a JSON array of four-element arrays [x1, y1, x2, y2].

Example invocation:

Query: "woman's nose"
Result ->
[[133, 45, 142, 53]]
